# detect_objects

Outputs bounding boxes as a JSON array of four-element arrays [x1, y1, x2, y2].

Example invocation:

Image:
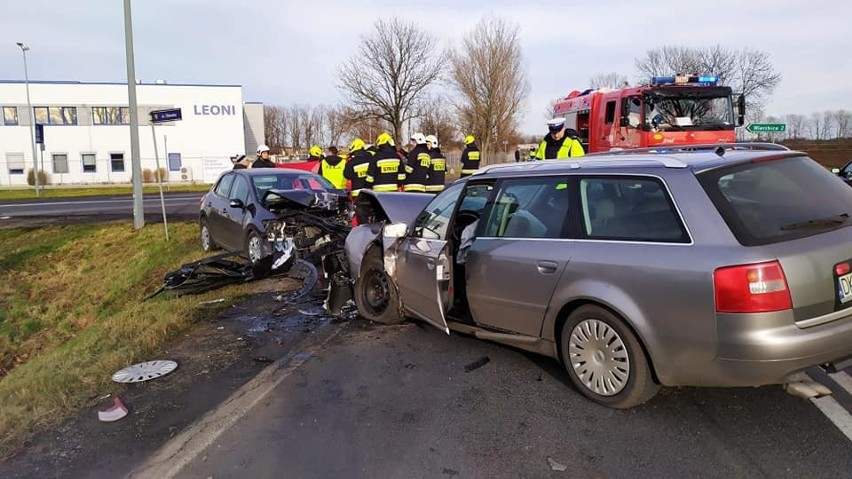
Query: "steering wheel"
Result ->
[[452, 210, 480, 242]]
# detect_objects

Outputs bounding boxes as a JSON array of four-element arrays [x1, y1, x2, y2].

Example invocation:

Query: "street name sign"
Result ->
[[149, 108, 182, 124], [746, 123, 786, 133]]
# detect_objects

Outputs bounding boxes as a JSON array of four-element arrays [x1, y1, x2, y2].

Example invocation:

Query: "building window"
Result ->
[[168, 153, 182, 171], [3, 107, 18, 126], [34, 106, 77, 125], [110, 153, 125, 172], [52, 154, 69, 174], [92, 106, 130, 125], [82, 153, 96, 172], [6, 152, 25, 174]]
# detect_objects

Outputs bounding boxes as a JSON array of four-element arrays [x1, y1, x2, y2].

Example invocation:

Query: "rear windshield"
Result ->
[[698, 155, 852, 246]]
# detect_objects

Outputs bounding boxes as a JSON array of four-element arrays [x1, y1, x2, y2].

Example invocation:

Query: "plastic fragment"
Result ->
[[98, 396, 128, 422]]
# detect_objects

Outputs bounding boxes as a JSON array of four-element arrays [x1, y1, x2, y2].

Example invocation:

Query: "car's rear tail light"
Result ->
[[714, 260, 792, 313], [836, 262, 851, 276]]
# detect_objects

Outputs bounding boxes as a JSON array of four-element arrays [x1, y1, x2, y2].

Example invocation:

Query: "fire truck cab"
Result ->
[[552, 74, 746, 153]]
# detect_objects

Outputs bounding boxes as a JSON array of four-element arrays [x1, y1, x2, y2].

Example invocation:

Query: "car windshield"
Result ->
[[698, 155, 852, 246], [252, 173, 334, 199], [644, 93, 733, 131]]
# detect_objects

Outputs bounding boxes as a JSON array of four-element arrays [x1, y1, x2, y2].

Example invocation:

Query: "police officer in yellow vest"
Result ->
[[344, 138, 371, 197], [459, 135, 481, 177], [318, 145, 347, 190], [534, 117, 585, 160]]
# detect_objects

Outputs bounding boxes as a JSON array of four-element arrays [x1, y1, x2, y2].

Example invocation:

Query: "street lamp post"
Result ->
[[16, 42, 40, 197]]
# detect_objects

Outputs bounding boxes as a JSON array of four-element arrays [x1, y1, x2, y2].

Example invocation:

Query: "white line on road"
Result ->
[[810, 395, 852, 442], [828, 371, 852, 397], [0, 198, 198, 208]]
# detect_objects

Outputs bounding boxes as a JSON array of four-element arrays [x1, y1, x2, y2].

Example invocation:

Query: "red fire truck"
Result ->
[[552, 74, 746, 152]]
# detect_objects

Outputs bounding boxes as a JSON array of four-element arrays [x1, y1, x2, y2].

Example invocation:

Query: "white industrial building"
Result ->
[[0, 80, 264, 186]]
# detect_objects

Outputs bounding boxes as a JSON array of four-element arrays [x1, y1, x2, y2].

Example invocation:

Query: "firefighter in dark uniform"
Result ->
[[365, 132, 406, 192], [318, 145, 346, 190], [403, 133, 430, 192], [344, 138, 371, 197], [424, 135, 446, 194], [252, 145, 276, 168], [460, 135, 481, 177]]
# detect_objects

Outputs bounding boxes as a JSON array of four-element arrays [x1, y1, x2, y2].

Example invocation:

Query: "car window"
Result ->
[[481, 177, 569, 239], [214, 174, 235, 198], [580, 176, 688, 243], [699, 155, 852, 246], [231, 176, 251, 204], [413, 182, 465, 240]]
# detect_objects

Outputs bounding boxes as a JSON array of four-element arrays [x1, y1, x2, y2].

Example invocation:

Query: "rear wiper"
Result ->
[[780, 214, 849, 231]]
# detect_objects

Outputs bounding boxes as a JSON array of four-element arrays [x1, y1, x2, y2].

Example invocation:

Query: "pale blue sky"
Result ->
[[1, 0, 849, 135]]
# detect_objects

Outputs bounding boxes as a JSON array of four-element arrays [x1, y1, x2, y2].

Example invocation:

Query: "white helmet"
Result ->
[[425, 135, 438, 148], [257, 144, 270, 154], [410, 133, 426, 145]]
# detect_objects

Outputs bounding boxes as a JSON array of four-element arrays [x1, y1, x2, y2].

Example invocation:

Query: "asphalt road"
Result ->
[[172, 320, 852, 479], [0, 192, 203, 226]]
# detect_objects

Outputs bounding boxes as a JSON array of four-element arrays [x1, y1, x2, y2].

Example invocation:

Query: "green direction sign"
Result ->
[[746, 123, 786, 133]]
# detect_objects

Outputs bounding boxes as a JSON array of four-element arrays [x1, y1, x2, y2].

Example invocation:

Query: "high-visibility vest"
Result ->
[[534, 136, 585, 160], [321, 159, 346, 189]]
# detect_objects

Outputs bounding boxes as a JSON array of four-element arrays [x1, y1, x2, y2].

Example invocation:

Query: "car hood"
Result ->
[[356, 191, 434, 225], [262, 189, 348, 213]]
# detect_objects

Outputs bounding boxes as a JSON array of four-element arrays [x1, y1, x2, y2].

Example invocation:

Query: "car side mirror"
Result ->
[[229, 198, 245, 209], [383, 222, 408, 239], [619, 117, 630, 127], [737, 95, 746, 126]]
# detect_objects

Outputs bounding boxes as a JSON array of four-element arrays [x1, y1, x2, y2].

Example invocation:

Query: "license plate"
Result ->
[[838, 271, 852, 304]]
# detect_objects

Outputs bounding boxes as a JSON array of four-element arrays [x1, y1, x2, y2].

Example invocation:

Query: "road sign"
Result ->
[[149, 108, 182, 124], [746, 123, 786, 133], [35, 123, 44, 144]]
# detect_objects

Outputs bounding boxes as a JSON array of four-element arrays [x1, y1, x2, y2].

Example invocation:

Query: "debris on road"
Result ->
[[252, 356, 275, 364], [97, 396, 128, 422], [111, 360, 179, 383], [546, 456, 568, 472], [464, 356, 490, 372]]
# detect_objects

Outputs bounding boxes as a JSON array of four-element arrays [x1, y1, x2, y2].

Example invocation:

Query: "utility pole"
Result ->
[[124, 0, 144, 229], [16, 42, 39, 197]]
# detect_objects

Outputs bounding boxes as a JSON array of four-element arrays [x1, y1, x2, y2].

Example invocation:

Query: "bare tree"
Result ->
[[414, 93, 456, 148], [339, 17, 446, 145], [809, 112, 823, 140], [450, 16, 529, 153], [835, 110, 851, 139], [785, 114, 807, 139], [820, 110, 834, 140], [301, 106, 326, 149], [263, 105, 289, 149], [589, 72, 628, 89], [635, 45, 781, 110], [324, 105, 349, 147]]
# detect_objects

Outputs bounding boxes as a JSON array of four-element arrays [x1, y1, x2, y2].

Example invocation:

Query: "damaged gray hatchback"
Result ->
[[343, 144, 852, 409]]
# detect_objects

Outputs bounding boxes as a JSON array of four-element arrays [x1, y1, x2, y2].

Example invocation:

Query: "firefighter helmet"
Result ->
[[425, 135, 438, 148], [349, 138, 366, 152], [376, 132, 394, 147], [410, 133, 426, 145], [463, 135, 475, 145], [257, 144, 270, 154], [309, 145, 323, 157]]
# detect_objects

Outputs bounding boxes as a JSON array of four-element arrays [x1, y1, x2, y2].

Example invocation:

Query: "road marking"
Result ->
[[828, 371, 852, 397], [0, 198, 198, 208], [810, 395, 852, 442], [127, 321, 347, 479]]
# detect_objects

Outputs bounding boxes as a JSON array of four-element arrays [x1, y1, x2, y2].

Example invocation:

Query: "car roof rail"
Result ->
[[589, 142, 791, 157]]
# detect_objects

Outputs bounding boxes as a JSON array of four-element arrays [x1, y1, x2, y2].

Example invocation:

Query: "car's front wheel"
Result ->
[[200, 218, 215, 252], [354, 249, 402, 324], [245, 229, 266, 263], [560, 305, 659, 409]]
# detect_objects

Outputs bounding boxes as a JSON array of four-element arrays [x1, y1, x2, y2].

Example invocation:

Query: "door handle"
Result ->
[[537, 260, 558, 274]]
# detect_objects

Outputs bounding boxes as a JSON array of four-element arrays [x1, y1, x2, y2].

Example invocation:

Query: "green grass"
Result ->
[[0, 183, 211, 200], [0, 221, 252, 457]]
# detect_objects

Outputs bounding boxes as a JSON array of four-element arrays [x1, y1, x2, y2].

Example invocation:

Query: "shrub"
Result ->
[[26, 169, 49, 186]]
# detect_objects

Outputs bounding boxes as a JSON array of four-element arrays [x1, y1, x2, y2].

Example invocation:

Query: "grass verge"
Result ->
[[0, 221, 250, 457], [0, 184, 211, 200]]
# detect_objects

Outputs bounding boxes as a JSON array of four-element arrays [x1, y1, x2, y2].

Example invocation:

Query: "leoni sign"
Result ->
[[193, 104, 237, 116]]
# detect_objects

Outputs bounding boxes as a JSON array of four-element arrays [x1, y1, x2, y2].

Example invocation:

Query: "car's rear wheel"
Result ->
[[355, 250, 402, 324], [560, 305, 658, 409], [200, 218, 216, 252], [245, 230, 265, 263]]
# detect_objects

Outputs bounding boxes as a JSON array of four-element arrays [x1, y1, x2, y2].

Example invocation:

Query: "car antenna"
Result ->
[[715, 146, 725, 157]]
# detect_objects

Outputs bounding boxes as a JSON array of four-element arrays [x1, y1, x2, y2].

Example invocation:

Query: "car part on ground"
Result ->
[[111, 360, 179, 383]]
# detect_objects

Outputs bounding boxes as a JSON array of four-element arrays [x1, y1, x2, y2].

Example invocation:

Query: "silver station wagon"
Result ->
[[342, 144, 852, 408]]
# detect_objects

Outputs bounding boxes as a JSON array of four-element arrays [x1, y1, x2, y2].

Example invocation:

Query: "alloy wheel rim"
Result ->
[[201, 225, 211, 250], [568, 319, 630, 396], [248, 235, 262, 262]]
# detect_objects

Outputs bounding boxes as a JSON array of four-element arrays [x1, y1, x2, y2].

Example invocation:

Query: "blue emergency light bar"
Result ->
[[650, 74, 718, 86]]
